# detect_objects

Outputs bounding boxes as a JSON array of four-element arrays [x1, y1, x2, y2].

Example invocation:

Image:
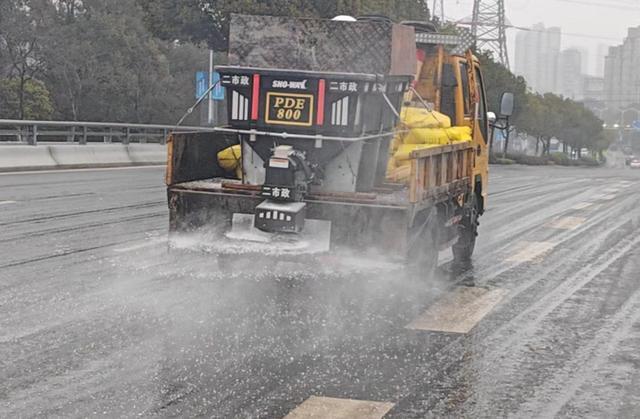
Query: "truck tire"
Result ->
[[453, 194, 479, 263], [407, 208, 440, 279]]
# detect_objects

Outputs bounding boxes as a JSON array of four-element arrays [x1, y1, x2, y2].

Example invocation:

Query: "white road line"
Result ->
[[284, 396, 395, 419], [570, 202, 594, 210], [546, 216, 587, 230], [406, 287, 506, 334], [0, 201, 17, 206], [113, 238, 166, 253], [0, 165, 165, 176], [506, 241, 555, 263]]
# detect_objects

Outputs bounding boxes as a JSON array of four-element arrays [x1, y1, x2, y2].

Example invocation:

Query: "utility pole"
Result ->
[[471, 0, 510, 69], [431, 0, 445, 22], [208, 50, 214, 125]]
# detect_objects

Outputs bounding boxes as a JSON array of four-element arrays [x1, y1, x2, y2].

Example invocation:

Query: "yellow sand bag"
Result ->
[[445, 126, 472, 142], [400, 107, 451, 129], [390, 133, 404, 153], [394, 143, 441, 162], [387, 165, 411, 183], [217, 145, 242, 175], [404, 128, 449, 145]]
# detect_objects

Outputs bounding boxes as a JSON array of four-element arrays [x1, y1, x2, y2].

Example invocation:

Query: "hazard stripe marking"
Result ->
[[406, 287, 506, 334], [546, 216, 587, 230], [283, 396, 395, 419]]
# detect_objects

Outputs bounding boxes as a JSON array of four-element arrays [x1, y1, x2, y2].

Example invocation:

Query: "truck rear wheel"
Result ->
[[453, 194, 479, 263]]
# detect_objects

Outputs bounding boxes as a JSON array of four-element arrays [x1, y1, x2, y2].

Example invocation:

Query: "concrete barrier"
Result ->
[[49, 145, 132, 166], [126, 144, 168, 164], [0, 144, 167, 172], [0, 145, 58, 170]]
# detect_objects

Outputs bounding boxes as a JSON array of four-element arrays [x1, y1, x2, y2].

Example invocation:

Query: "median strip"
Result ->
[[406, 287, 506, 334], [284, 396, 395, 419]]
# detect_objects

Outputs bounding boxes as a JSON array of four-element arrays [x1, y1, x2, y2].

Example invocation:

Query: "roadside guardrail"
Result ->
[[0, 119, 215, 146]]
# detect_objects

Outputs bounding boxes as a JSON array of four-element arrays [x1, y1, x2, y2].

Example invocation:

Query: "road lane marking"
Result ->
[[284, 396, 395, 419], [406, 287, 506, 334], [570, 202, 593, 210], [113, 238, 166, 253], [506, 241, 555, 263], [546, 216, 587, 230], [0, 201, 17, 206]]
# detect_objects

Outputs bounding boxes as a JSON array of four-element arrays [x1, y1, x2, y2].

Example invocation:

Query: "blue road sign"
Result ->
[[211, 72, 224, 100], [196, 71, 225, 101], [196, 71, 208, 99]]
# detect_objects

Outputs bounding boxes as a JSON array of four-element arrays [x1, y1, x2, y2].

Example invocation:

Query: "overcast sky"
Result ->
[[443, 0, 640, 75]]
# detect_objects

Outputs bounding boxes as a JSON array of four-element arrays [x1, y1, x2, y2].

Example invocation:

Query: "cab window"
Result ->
[[474, 67, 489, 141], [459, 62, 471, 116]]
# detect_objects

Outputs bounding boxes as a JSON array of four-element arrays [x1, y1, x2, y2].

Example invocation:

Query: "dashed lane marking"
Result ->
[[113, 238, 166, 253], [546, 216, 587, 230], [406, 287, 507, 334], [506, 241, 555, 263], [570, 202, 594, 210], [0, 201, 17, 206], [283, 396, 395, 419]]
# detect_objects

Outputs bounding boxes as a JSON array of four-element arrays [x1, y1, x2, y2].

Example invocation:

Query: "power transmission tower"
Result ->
[[471, 0, 510, 68], [431, 0, 444, 22]]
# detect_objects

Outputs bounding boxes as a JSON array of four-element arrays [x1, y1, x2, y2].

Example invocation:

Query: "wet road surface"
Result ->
[[1, 165, 640, 418]]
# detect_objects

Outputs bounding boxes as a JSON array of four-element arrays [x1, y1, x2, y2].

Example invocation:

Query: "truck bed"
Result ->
[[169, 177, 465, 209], [172, 177, 411, 205]]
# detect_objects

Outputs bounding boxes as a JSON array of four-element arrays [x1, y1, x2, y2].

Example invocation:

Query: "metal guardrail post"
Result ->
[[162, 129, 168, 145], [124, 127, 131, 145], [31, 125, 38, 145], [68, 126, 76, 143], [81, 126, 87, 145]]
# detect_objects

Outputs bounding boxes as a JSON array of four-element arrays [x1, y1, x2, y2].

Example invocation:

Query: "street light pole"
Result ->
[[208, 49, 214, 125]]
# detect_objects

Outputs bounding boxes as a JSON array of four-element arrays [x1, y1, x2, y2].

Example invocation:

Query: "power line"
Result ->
[[557, 0, 640, 10]]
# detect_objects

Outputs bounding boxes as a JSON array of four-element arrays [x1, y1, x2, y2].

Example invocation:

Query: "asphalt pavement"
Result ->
[[2, 164, 640, 418]]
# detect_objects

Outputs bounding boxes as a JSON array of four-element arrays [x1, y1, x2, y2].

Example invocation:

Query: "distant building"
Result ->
[[583, 76, 605, 102], [595, 44, 609, 77], [604, 26, 640, 110], [557, 48, 584, 100], [514, 23, 561, 94]]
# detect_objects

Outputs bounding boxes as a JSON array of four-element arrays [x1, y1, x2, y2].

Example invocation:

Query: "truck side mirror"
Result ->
[[500, 92, 515, 117]]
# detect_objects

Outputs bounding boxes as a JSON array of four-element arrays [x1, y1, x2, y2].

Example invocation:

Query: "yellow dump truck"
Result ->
[[165, 15, 509, 271]]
